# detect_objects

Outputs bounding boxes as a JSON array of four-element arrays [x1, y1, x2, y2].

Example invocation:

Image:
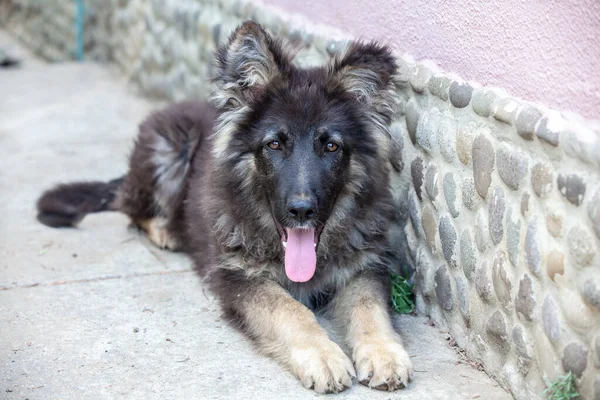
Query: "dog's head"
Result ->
[[212, 21, 397, 282]]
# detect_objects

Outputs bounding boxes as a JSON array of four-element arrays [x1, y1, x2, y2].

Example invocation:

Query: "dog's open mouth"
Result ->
[[277, 225, 321, 283]]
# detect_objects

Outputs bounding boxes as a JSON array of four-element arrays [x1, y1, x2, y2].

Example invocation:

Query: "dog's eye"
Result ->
[[325, 142, 339, 152], [267, 140, 281, 150]]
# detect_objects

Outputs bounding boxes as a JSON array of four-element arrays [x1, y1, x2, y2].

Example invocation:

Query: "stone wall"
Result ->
[[397, 64, 600, 399], [3, 1, 599, 399], [0, 0, 112, 61]]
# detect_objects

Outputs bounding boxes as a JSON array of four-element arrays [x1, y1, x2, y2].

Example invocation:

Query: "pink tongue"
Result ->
[[284, 228, 317, 282]]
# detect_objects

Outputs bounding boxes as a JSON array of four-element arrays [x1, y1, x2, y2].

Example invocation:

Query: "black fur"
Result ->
[[36, 21, 412, 393], [36, 19, 401, 316], [37, 178, 123, 227]]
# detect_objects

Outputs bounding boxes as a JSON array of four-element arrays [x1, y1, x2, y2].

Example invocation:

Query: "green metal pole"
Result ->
[[75, 0, 85, 60]]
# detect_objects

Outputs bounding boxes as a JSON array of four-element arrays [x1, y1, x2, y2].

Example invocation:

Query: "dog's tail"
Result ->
[[36, 177, 124, 228]]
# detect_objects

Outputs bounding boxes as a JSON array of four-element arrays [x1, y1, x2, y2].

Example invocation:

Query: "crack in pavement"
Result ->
[[0, 268, 195, 291]]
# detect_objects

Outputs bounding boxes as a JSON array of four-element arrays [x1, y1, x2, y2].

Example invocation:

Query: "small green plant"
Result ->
[[543, 372, 580, 400], [391, 273, 415, 314]]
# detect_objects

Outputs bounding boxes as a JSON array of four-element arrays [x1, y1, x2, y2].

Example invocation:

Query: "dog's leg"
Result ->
[[217, 273, 355, 393], [138, 217, 180, 250], [328, 271, 413, 391]]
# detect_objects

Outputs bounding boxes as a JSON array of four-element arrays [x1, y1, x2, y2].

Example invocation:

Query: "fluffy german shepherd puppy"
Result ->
[[37, 21, 412, 393]]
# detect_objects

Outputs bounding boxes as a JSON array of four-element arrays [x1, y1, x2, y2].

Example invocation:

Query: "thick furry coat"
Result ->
[[37, 21, 413, 393]]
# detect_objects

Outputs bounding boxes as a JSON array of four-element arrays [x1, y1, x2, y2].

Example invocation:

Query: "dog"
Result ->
[[36, 21, 413, 393]]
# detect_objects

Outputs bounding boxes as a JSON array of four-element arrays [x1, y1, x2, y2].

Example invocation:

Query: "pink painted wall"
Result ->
[[263, 0, 600, 120]]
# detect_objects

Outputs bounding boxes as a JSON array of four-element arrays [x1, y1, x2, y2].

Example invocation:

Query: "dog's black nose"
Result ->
[[287, 198, 316, 222]]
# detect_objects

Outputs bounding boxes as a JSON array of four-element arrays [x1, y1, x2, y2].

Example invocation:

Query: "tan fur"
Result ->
[[138, 217, 180, 250], [329, 275, 413, 391], [239, 280, 355, 393]]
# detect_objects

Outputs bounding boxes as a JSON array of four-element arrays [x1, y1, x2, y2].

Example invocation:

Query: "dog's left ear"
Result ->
[[332, 42, 399, 164], [330, 41, 397, 106]]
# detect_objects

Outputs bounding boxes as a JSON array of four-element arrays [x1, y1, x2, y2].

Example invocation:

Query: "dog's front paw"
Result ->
[[353, 337, 413, 391], [290, 338, 356, 393]]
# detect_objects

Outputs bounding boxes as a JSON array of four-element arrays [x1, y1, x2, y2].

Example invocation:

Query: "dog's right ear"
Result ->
[[212, 21, 292, 109]]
